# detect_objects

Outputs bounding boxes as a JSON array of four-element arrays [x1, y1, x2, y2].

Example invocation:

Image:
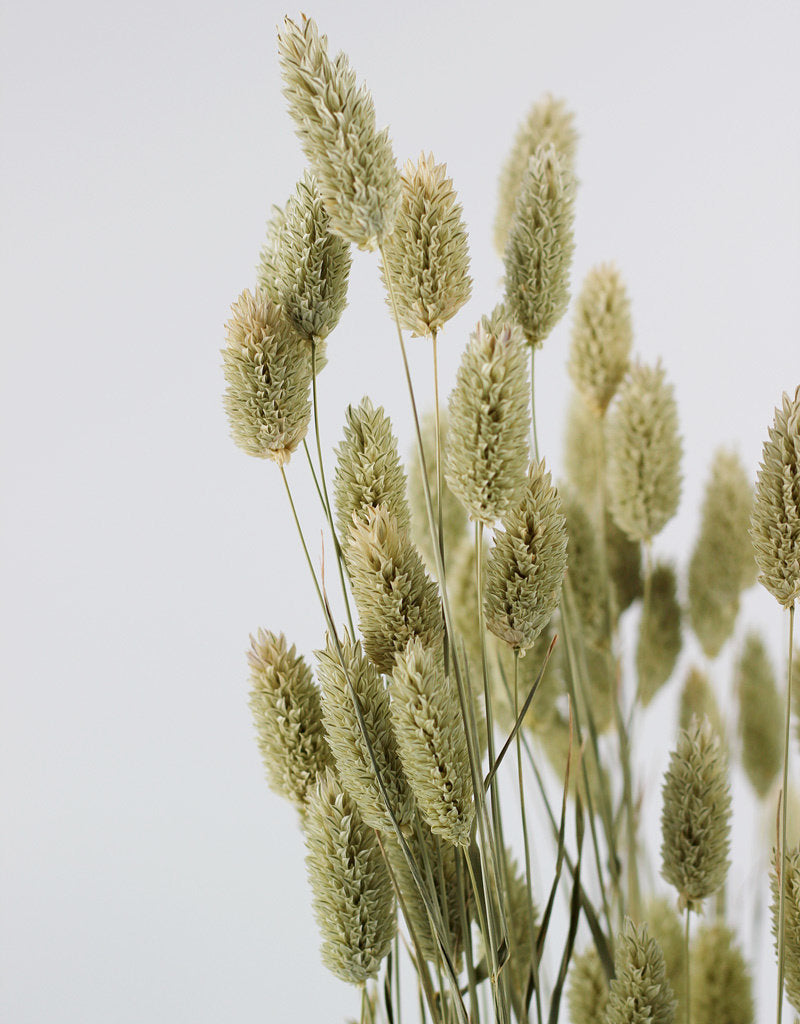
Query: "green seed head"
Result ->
[[636, 561, 682, 707], [736, 630, 783, 798], [771, 846, 800, 1015], [603, 918, 675, 1024], [567, 946, 609, 1024], [690, 922, 754, 1024], [642, 898, 686, 1017]]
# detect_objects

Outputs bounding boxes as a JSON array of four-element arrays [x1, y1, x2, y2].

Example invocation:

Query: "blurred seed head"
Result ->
[[678, 667, 726, 749], [642, 898, 686, 1017], [636, 561, 682, 707], [690, 922, 754, 1024], [771, 845, 800, 1015], [736, 631, 783, 799], [567, 946, 609, 1024]]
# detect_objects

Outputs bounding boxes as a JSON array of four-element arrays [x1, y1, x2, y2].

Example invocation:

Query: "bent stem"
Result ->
[[777, 602, 796, 1024]]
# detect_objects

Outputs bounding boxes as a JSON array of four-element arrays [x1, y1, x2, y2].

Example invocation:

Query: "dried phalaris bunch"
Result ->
[[771, 846, 800, 1014], [690, 923, 755, 1024], [347, 505, 443, 675], [602, 918, 675, 1024], [736, 631, 783, 798], [494, 94, 578, 256], [607, 360, 683, 543], [390, 638, 474, 846], [567, 946, 609, 1024], [380, 153, 472, 337], [277, 16, 400, 250], [678, 667, 726, 747], [222, 288, 312, 464], [643, 898, 686, 1017], [315, 632, 414, 833], [484, 460, 568, 651], [636, 561, 682, 706], [750, 385, 800, 608], [444, 315, 531, 524], [304, 769, 396, 984], [568, 264, 634, 416], [272, 171, 351, 344], [661, 716, 731, 911], [334, 398, 411, 544], [503, 144, 577, 348], [688, 449, 756, 657], [247, 629, 332, 812]]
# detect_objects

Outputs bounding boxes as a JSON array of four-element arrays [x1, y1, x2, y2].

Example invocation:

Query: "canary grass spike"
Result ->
[[503, 144, 577, 348], [484, 460, 568, 652], [661, 717, 731, 911], [222, 288, 312, 464], [347, 505, 443, 675], [678, 668, 726, 749], [564, 389, 605, 501], [606, 510, 644, 615], [277, 16, 400, 250], [380, 153, 472, 337], [750, 386, 800, 608], [607, 360, 683, 543], [334, 398, 411, 544], [603, 918, 675, 1024], [772, 846, 800, 1014], [247, 629, 332, 812], [688, 449, 756, 657], [567, 946, 609, 1024], [444, 315, 531, 524], [636, 561, 682, 707], [494, 94, 578, 256], [562, 491, 607, 646], [690, 923, 755, 1024], [390, 639, 474, 846], [644, 898, 687, 1017], [304, 769, 396, 984], [736, 631, 783, 798], [568, 264, 634, 416], [315, 632, 415, 833]]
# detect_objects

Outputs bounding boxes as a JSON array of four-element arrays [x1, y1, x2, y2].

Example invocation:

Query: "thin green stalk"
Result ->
[[530, 346, 540, 462], [777, 603, 796, 1024], [432, 328, 445, 571], [455, 852, 480, 1024], [684, 907, 690, 1024]]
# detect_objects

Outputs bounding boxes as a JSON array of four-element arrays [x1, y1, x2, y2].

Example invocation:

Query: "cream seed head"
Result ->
[[494, 95, 578, 256], [736, 631, 783, 799], [603, 919, 675, 1024], [380, 152, 472, 337], [444, 315, 531, 525], [567, 947, 609, 1024], [636, 561, 683, 707], [771, 846, 800, 1014], [568, 264, 634, 416], [315, 632, 415, 834], [222, 288, 312, 464], [484, 461, 568, 652], [503, 144, 576, 349], [660, 716, 731, 911], [304, 769, 396, 984], [277, 16, 400, 250], [690, 923, 754, 1024], [607, 360, 683, 543], [247, 629, 332, 812], [750, 385, 800, 608], [390, 638, 474, 846]]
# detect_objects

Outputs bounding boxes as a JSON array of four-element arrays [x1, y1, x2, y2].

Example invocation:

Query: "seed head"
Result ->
[[750, 386, 800, 607], [247, 629, 332, 811], [256, 201, 287, 302], [607, 360, 682, 543], [277, 16, 400, 250], [380, 153, 472, 337], [660, 717, 731, 911], [445, 316, 531, 525], [222, 288, 312, 464], [304, 769, 396, 984], [736, 631, 783, 798], [678, 668, 726, 749], [563, 389, 605, 501], [562, 491, 608, 646], [603, 918, 675, 1024], [607, 510, 644, 616], [771, 846, 800, 1014], [636, 561, 682, 706], [503, 145, 576, 348], [690, 923, 754, 1024], [643, 898, 686, 1017], [567, 947, 609, 1024]]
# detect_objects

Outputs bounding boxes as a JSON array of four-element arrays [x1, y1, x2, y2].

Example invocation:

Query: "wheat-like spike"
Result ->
[[636, 561, 682, 706], [494, 95, 578, 256], [603, 918, 675, 1024], [736, 630, 783, 798], [643, 898, 686, 1018], [315, 632, 415, 834], [445, 315, 531, 524], [772, 846, 800, 1014], [750, 385, 800, 607], [606, 510, 644, 616], [562, 490, 608, 646], [222, 288, 312, 464], [380, 152, 472, 337], [277, 16, 400, 250], [484, 460, 568, 652], [688, 449, 756, 657], [503, 145, 576, 348], [690, 922, 755, 1024], [247, 629, 333, 812], [661, 716, 731, 911], [678, 667, 726, 750], [567, 946, 609, 1024], [347, 505, 443, 675], [390, 639, 474, 846], [568, 264, 634, 416], [564, 389, 605, 501], [334, 398, 411, 544], [304, 769, 396, 984]]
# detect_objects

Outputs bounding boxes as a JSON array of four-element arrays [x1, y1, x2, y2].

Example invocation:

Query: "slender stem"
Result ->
[[432, 328, 445, 571], [777, 603, 796, 1024], [530, 346, 540, 462], [684, 906, 690, 1024]]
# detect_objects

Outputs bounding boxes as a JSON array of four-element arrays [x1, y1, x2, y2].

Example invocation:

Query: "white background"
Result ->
[[2, 0, 798, 1020]]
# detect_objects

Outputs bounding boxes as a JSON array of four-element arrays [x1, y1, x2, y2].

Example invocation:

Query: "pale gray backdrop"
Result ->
[[2, 0, 798, 1020]]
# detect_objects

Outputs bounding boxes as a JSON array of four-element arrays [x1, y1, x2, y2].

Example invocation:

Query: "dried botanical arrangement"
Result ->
[[221, 14, 799, 1024]]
